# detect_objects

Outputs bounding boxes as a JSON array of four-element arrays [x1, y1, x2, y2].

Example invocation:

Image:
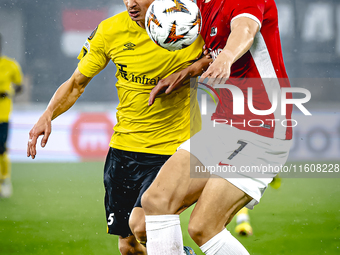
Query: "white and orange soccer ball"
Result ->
[[145, 0, 202, 51]]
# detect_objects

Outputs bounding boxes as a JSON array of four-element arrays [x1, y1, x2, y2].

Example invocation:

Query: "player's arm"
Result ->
[[12, 60, 24, 95], [148, 52, 212, 106], [27, 68, 91, 159], [199, 17, 260, 85]]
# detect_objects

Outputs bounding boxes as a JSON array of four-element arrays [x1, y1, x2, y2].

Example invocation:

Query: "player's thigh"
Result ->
[[0, 122, 9, 154], [188, 176, 252, 246], [190, 124, 291, 207], [104, 148, 169, 237], [142, 149, 210, 215]]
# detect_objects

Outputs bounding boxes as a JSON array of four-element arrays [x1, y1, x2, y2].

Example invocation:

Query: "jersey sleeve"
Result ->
[[77, 23, 110, 78], [11, 60, 23, 85], [230, 0, 265, 29]]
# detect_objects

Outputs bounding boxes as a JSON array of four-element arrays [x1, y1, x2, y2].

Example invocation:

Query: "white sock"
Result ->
[[145, 214, 183, 255], [200, 229, 250, 255]]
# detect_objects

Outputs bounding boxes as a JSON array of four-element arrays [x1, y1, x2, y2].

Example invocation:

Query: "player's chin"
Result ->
[[131, 16, 146, 27]]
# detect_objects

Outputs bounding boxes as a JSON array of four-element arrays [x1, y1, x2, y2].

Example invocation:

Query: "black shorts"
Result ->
[[104, 147, 171, 237], [0, 122, 9, 154]]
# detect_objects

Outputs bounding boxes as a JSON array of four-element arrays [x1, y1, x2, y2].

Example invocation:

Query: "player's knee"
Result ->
[[188, 220, 206, 246], [141, 189, 172, 215], [129, 216, 147, 243], [141, 189, 159, 214]]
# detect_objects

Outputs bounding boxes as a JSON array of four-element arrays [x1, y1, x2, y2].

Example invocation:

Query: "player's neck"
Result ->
[[136, 21, 146, 29]]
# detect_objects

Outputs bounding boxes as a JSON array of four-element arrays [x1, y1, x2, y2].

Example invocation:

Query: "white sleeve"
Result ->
[[231, 13, 262, 29]]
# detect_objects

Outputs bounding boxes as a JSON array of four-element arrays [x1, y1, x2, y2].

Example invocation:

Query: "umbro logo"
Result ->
[[124, 42, 136, 50], [210, 27, 217, 36]]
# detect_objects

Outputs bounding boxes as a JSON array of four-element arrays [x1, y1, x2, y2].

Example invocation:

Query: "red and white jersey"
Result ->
[[198, 0, 292, 140]]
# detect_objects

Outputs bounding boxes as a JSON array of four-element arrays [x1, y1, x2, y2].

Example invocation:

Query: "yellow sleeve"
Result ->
[[77, 24, 110, 78], [11, 60, 23, 85]]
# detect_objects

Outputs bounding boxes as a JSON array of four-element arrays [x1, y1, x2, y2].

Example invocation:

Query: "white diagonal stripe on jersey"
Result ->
[[249, 32, 286, 139], [231, 13, 262, 29]]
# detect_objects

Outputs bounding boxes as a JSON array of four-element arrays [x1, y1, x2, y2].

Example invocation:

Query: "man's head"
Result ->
[[124, 0, 154, 28]]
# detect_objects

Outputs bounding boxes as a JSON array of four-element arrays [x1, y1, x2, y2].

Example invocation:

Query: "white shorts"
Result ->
[[178, 124, 292, 209]]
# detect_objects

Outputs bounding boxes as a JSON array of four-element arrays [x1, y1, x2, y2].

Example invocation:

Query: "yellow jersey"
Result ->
[[78, 11, 203, 155], [0, 56, 23, 122]]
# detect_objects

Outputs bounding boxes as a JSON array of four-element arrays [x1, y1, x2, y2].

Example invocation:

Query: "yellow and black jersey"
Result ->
[[78, 11, 204, 155], [0, 56, 23, 122]]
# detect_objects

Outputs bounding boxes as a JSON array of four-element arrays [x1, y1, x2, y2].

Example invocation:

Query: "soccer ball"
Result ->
[[145, 0, 202, 51]]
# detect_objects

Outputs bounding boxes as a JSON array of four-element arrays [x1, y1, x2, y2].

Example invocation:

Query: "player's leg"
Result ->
[[128, 148, 200, 254], [118, 235, 146, 255], [128, 150, 174, 247], [129, 206, 199, 255], [235, 174, 282, 237], [119, 235, 146, 255], [188, 127, 292, 254], [235, 207, 253, 236], [235, 176, 281, 237], [188, 176, 252, 255], [142, 149, 209, 215], [129, 207, 147, 246], [0, 122, 12, 198], [128, 161, 162, 246], [142, 149, 209, 255], [104, 148, 149, 255]]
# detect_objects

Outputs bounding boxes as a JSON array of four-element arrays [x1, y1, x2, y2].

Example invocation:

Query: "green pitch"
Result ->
[[0, 162, 339, 255]]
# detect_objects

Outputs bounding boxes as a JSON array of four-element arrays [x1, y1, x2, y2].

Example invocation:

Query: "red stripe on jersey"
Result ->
[[198, 0, 292, 140]]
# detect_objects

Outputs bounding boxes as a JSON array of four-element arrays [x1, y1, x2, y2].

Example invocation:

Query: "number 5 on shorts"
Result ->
[[108, 213, 114, 225]]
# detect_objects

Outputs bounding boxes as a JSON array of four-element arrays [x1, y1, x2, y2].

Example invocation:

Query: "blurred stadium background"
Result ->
[[1, 0, 339, 254]]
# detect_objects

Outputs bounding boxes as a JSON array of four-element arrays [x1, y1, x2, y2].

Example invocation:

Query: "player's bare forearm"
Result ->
[[148, 56, 212, 105], [47, 68, 91, 120], [200, 17, 259, 85], [27, 68, 91, 159], [222, 17, 259, 65], [186, 54, 212, 78]]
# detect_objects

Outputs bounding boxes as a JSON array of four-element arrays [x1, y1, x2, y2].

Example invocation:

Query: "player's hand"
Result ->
[[149, 46, 212, 106], [195, 45, 211, 61], [148, 71, 188, 106], [27, 112, 52, 159], [202, 44, 210, 58], [199, 51, 231, 87]]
